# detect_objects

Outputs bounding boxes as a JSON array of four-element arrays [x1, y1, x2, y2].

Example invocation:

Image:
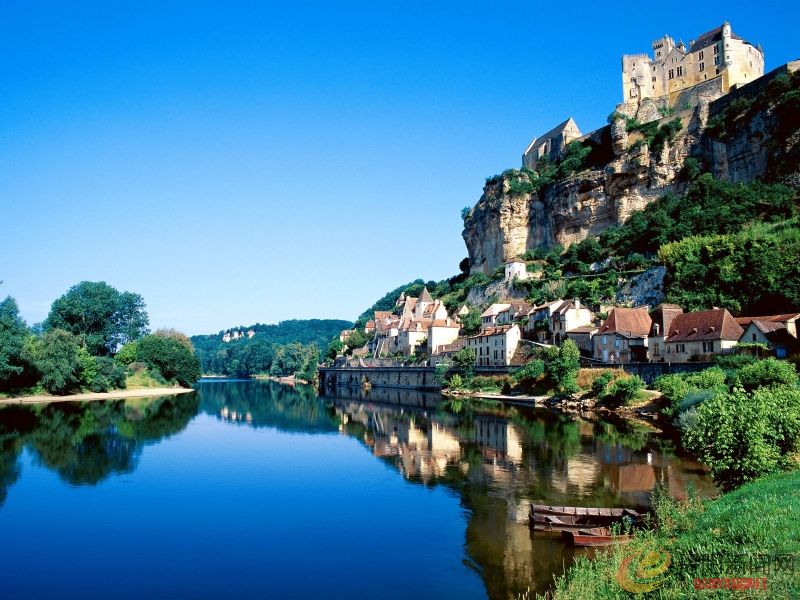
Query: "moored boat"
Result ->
[[529, 503, 644, 532], [560, 527, 633, 547]]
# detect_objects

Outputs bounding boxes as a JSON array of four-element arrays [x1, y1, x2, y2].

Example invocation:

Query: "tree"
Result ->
[[31, 329, 83, 394], [45, 281, 150, 355], [460, 308, 481, 336], [0, 297, 33, 390], [512, 359, 544, 385], [344, 329, 368, 351], [326, 339, 344, 361], [154, 328, 194, 351], [453, 347, 476, 379], [136, 334, 200, 387], [737, 358, 797, 392], [546, 339, 581, 394]]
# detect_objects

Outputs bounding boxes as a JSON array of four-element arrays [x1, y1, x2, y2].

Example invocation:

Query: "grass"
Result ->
[[538, 470, 800, 599], [124, 370, 166, 389]]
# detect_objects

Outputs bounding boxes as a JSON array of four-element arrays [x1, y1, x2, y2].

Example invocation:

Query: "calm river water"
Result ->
[[0, 380, 715, 599]]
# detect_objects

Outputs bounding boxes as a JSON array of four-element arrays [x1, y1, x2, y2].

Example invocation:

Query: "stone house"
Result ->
[[622, 22, 764, 106], [737, 313, 800, 359], [426, 318, 462, 356], [663, 309, 743, 362], [481, 303, 512, 330], [522, 118, 582, 169], [565, 325, 598, 356], [496, 301, 533, 326], [594, 307, 652, 363], [504, 257, 529, 282], [524, 299, 567, 341], [466, 324, 522, 367], [648, 304, 684, 362], [551, 299, 594, 346]]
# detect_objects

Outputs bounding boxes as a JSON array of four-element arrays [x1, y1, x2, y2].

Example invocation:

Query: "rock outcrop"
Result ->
[[463, 61, 800, 274]]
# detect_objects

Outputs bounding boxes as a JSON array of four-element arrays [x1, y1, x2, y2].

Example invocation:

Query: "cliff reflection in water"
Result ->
[[0, 393, 200, 504], [322, 384, 716, 599]]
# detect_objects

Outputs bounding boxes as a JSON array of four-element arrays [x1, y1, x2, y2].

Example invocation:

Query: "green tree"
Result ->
[[326, 339, 344, 361], [114, 341, 139, 366], [512, 359, 544, 385], [344, 329, 368, 351], [737, 358, 797, 392], [136, 334, 200, 387], [0, 297, 33, 390], [459, 307, 481, 336], [452, 347, 476, 379], [546, 339, 581, 394], [32, 329, 83, 394], [45, 281, 150, 355]]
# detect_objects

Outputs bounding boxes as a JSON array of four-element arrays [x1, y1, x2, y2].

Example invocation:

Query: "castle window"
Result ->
[[716, 68, 720, 75], [699, 62, 705, 72], [698, 51, 704, 60], [668, 69, 674, 79], [677, 66, 683, 76], [714, 56, 720, 65], [713, 44, 719, 55]]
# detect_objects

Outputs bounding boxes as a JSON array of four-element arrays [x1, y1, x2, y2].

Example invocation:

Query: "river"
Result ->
[[0, 379, 715, 599]]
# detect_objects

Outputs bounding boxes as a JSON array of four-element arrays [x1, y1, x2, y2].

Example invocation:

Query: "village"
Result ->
[[333, 255, 799, 372]]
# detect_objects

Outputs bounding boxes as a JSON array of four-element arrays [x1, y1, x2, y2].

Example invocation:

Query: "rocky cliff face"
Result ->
[[463, 62, 800, 274]]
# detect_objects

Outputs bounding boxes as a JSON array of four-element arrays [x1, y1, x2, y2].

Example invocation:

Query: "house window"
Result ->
[[716, 68, 720, 75], [602, 336, 607, 345], [699, 51, 704, 60], [699, 62, 705, 72], [713, 45, 719, 55], [702, 341, 714, 352], [752, 333, 757, 341], [668, 69, 674, 79], [676, 344, 686, 353], [677, 66, 683, 77], [614, 339, 620, 348], [653, 343, 660, 356], [714, 56, 720, 66]]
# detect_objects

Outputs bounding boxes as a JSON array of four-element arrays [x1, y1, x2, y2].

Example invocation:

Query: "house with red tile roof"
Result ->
[[663, 308, 743, 362], [648, 304, 684, 362], [594, 307, 652, 363], [739, 318, 800, 359]]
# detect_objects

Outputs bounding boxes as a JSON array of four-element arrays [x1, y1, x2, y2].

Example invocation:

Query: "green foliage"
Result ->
[[325, 339, 344, 361], [459, 307, 481, 336], [45, 281, 149, 355], [545, 339, 581, 394], [447, 373, 464, 389], [660, 219, 800, 314], [452, 347, 476, 379], [654, 367, 728, 416], [590, 370, 614, 397], [115, 341, 139, 366], [737, 357, 798, 392], [343, 329, 367, 351], [136, 334, 201, 387], [512, 359, 544, 384], [31, 329, 83, 395], [460, 206, 471, 220], [681, 386, 800, 490], [601, 375, 644, 407], [0, 297, 35, 391], [295, 343, 320, 382]]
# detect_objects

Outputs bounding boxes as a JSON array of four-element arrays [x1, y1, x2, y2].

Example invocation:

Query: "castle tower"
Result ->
[[721, 21, 733, 67]]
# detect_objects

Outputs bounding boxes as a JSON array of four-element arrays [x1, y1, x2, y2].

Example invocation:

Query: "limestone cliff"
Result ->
[[463, 61, 800, 274]]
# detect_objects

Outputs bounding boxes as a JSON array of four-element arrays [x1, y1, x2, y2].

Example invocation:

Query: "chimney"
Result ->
[[574, 298, 581, 311]]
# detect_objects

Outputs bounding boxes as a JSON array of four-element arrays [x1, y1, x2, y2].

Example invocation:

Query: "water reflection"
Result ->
[[0, 382, 715, 600], [0, 394, 199, 500]]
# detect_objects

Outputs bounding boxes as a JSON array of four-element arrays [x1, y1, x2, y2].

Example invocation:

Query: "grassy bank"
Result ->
[[539, 470, 800, 599]]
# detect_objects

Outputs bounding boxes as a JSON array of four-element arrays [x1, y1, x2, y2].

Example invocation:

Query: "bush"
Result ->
[[681, 386, 800, 490], [135, 334, 201, 387], [513, 359, 544, 384], [590, 370, 614, 397], [469, 376, 501, 391], [545, 339, 581, 394], [447, 373, 464, 389], [737, 357, 798, 391], [602, 375, 644, 406]]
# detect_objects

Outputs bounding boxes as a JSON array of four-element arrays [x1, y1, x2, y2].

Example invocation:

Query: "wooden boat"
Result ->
[[561, 527, 633, 547], [529, 504, 643, 532]]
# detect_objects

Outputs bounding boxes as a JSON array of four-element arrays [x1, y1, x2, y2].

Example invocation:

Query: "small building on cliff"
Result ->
[[522, 117, 582, 169]]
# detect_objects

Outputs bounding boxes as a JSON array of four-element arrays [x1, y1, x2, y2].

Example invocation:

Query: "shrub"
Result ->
[[447, 373, 464, 389], [602, 375, 644, 406], [737, 357, 798, 391], [469, 376, 501, 391], [513, 359, 544, 384], [545, 339, 581, 394], [591, 370, 614, 397], [681, 386, 800, 490], [653, 374, 690, 415]]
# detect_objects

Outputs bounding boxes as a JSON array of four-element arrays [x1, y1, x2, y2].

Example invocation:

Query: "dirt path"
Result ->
[[0, 387, 195, 406]]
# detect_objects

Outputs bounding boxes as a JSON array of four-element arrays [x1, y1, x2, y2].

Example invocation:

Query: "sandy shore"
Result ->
[[0, 387, 195, 406]]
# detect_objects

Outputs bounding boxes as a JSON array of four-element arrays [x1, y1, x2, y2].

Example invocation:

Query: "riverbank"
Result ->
[[540, 469, 800, 599], [0, 386, 195, 406]]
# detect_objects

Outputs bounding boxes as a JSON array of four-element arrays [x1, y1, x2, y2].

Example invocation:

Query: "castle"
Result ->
[[522, 22, 764, 169], [622, 22, 763, 107]]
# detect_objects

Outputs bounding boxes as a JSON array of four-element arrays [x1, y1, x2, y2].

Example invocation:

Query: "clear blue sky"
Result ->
[[2, 1, 796, 335]]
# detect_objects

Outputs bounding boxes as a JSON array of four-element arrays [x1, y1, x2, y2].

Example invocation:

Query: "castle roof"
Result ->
[[467, 324, 518, 339], [481, 303, 512, 318], [689, 24, 742, 52], [665, 309, 743, 343], [523, 118, 579, 157], [419, 287, 433, 303]]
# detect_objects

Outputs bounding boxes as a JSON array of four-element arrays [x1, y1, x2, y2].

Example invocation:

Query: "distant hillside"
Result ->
[[191, 319, 352, 377]]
